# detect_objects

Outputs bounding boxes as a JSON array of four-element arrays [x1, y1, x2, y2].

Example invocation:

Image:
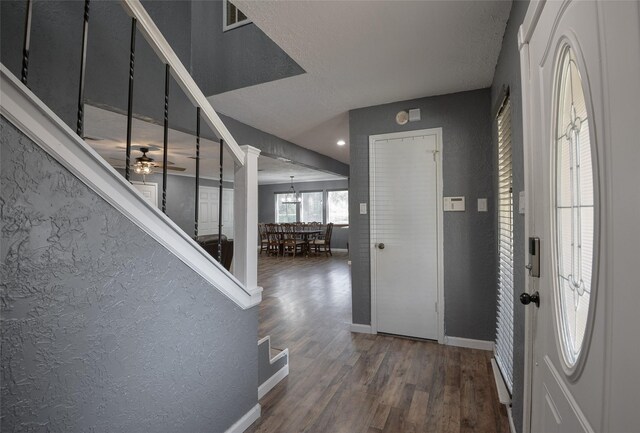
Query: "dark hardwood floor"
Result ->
[[247, 251, 509, 433]]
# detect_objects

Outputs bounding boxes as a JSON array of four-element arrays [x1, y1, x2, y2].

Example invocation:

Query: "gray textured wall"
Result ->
[[490, 1, 530, 431], [191, 1, 305, 96], [258, 179, 350, 249], [1, 117, 258, 432], [349, 89, 497, 341]]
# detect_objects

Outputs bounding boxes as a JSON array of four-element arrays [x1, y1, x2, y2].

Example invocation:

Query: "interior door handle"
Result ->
[[377, 243, 385, 250]]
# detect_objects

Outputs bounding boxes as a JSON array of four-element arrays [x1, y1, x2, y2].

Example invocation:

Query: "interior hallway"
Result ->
[[248, 252, 509, 432]]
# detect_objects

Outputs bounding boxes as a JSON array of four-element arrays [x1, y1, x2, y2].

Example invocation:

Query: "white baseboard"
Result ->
[[332, 248, 349, 252], [490, 358, 516, 433], [491, 358, 511, 405], [258, 362, 289, 399], [224, 403, 261, 433], [507, 405, 516, 433], [444, 336, 495, 351], [350, 323, 374, 334]]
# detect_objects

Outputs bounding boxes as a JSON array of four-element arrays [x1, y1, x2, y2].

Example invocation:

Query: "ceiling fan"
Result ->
[[133, 147, 186, 173], [106, 147, 186, 173]]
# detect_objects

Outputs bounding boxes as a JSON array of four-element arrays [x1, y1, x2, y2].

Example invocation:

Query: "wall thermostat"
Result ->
[[444, 196, 465, 211]]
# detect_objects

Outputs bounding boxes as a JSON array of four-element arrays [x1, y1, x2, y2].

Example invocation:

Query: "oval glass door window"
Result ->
[[554, 44, 595, 368]]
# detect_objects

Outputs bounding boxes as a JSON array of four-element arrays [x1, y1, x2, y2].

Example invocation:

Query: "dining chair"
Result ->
[[258, 223, 269, 255], [265, 223, 281, 257], [281, 223, 305, 257], [313, 222, 333, 256]]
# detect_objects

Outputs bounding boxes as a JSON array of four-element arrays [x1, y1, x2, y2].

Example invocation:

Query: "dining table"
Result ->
[[266, 228, 323, 257]]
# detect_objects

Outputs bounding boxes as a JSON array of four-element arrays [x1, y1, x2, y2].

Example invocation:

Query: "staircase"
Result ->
[[0, 1, 285, 431]]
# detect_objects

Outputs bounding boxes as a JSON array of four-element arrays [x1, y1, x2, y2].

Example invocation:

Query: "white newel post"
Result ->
[[234, 145, 262, 300]]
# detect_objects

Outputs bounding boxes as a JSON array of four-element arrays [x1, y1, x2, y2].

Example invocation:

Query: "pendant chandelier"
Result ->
[[281, 176, 301, 203]]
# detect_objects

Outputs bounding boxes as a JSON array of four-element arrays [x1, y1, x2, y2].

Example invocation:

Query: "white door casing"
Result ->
[[520, 2, 640, 432], [131, 181, 158, 208], [369, 128, 444, 342]]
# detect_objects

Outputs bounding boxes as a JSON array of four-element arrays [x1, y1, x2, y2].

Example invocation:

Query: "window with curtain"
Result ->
[[327, 190, 349, 224], [495, 96, 514, 393]]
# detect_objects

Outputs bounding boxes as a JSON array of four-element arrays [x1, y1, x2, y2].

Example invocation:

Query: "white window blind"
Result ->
[[495, 97, 514, 393]]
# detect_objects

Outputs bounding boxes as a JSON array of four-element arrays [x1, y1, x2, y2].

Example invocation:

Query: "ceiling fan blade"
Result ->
[[165, 165, 186, 172]]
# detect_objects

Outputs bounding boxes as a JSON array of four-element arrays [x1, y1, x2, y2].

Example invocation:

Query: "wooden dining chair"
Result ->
[[281, 223, 305, 257], [258, 223, 269, 255], [313, 223, 334, 256], [306, 222, 321, 255], [265, 223, 282, 257]]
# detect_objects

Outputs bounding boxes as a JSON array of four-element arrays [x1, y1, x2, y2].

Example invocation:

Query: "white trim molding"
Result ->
[[444, 336, 495, 351], [0, 64, 261, 309], [223, 404, 261, 433], [257, 336, 289, 399], [258, 363, 289, 400], [350, 323, 374, 334]]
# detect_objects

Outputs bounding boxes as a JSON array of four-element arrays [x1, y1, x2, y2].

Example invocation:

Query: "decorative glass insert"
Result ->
[[554, 45, 595, 367]]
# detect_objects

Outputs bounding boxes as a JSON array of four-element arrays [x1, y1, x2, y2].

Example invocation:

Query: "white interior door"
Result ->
[[199, 186, 234, 237], [221, 188, 234, 238], [522, 2, 640, 432], [370, 129, 442, 340], [199, 186, 219, 235], [131, 181, 158, 208]]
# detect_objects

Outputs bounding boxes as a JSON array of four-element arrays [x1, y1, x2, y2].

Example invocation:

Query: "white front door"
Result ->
[[370, 129, 442, 341], [522, 2, 640, 432], [131, 181, 158, 208]]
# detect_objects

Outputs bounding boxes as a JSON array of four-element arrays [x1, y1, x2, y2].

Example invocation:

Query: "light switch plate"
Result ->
[[519, 191, 526, 214], [359, 203, 367, 214], [478, 198, 488, 212], [444, 196, 465, 211]]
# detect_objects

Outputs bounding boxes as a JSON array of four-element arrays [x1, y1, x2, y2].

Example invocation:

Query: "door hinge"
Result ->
[[435, 302, 438, 313], [432, 150, 439, 162]]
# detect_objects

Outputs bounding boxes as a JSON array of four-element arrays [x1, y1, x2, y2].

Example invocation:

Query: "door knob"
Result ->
[[377, 243, 385, 250], [520, 291, 540, 308]]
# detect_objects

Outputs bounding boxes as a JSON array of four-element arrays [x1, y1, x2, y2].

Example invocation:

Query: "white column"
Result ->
[[233, 145, 262, 299]]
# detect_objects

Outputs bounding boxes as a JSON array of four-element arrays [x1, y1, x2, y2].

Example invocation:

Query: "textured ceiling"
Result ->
[[83, 105, 345, 185], [210, 0, 511, 164]]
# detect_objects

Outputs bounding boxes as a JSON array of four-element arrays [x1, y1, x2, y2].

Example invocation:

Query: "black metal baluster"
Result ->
[[162, 64, 170, 214], [218, 139, 224, 263], [194, 107, 201, 238], [76, 0, 90, 137], [21, 0, 33, 85], [125, 18, 137, 182]]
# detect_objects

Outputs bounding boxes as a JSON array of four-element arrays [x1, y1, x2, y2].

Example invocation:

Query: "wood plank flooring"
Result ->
[[247, 252, 509, 433]]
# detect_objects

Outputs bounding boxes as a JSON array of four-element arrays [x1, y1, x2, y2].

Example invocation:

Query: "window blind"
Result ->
[[495, 97, 514, 393]]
